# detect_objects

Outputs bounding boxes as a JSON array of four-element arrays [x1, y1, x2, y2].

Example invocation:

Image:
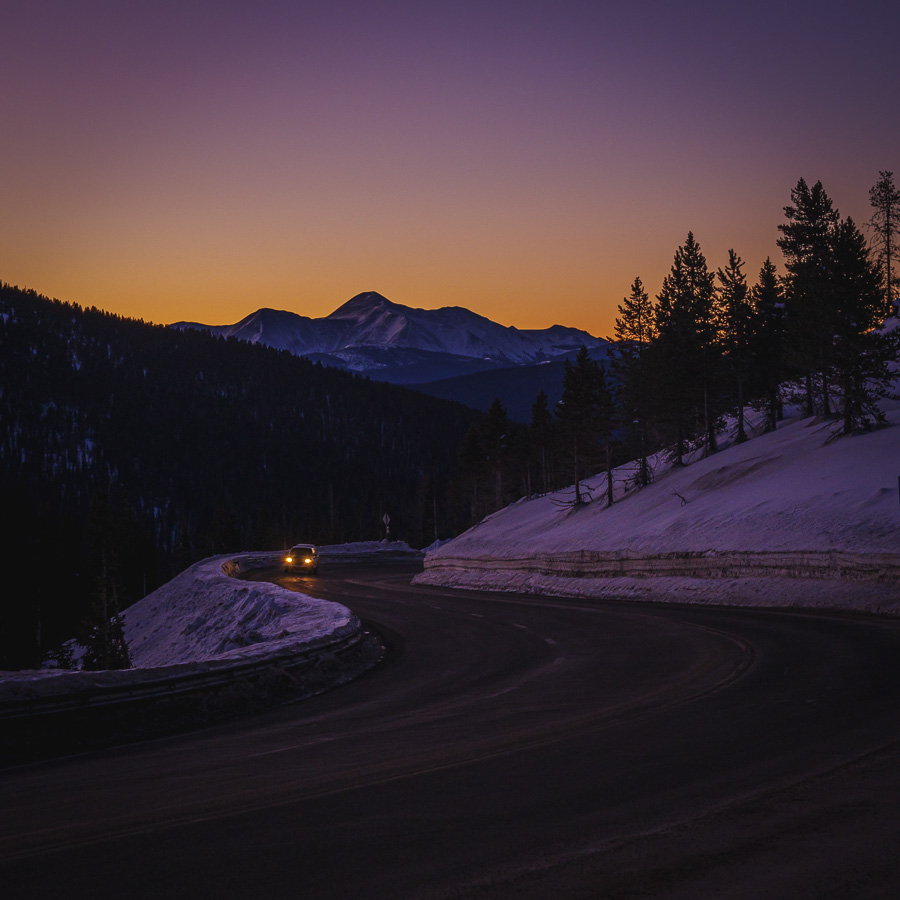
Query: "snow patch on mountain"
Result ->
[[170, 291, 608, 379]]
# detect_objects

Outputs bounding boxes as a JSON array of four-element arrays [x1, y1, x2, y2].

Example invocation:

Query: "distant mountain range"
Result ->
[[171, 291, 611, 418]]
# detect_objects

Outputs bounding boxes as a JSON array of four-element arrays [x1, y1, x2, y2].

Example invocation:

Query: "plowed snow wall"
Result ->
[[423, 549, 900, 583]]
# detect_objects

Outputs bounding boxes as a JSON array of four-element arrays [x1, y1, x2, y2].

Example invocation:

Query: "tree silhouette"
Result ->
[[777, 178, 840, 416], [611, 276, 655, 485], [654, 232, 719, 461], [716, 249, 753, 443], [556, 346, 611, 505], [868, 170, 900, 314], [750, 257, 786, 433], [829, 217, 897, 432]]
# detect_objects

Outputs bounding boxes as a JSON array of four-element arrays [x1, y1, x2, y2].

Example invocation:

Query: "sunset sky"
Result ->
[[4, 1, 897, 337]]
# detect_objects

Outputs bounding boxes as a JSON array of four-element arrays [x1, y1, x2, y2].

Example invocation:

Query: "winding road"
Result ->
[[2, 563, 899, 898]]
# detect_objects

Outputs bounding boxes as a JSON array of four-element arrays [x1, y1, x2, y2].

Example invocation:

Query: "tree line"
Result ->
[[454, 173, 900, 524]]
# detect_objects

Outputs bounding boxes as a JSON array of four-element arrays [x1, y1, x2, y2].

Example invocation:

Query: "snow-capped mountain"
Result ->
[[171, 292, 608, 384]]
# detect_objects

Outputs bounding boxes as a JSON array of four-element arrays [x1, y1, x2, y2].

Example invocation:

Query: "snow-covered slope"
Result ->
[[323, 293, 602, 362], [416, 404, 900, 614], [171, 292, 608, 383]]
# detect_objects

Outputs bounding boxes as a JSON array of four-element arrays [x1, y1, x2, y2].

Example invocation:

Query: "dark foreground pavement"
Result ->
[[2, 564, 899, 898]]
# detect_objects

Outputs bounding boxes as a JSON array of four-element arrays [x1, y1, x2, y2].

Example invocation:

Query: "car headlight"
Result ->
[[285, 556, 293, 563], [304, 557, 312, 564]]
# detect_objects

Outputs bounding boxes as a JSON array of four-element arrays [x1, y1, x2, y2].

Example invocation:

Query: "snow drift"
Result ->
[[123, 554, 356, 667]]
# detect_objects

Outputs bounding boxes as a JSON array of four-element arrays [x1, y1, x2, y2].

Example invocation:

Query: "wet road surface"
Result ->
[[2, 564, 899, 898]]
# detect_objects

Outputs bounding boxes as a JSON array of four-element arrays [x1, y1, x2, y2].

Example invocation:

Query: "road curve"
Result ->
[[1, 564, 899, 899]]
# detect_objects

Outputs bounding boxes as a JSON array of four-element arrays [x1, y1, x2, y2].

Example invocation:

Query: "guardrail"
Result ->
[[0, 625, 362, 722], [0, 552, 379, 760]]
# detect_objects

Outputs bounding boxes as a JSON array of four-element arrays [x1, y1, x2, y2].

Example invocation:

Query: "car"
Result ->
[[284, 544, 318, 575]]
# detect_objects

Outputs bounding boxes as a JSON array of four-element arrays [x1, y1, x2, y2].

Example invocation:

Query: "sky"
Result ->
[[3, 0, 898, 337]]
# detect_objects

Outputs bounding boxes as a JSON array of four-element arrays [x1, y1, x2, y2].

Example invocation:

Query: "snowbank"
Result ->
[[123, 554, 356, 667], [0, 552, 359, 696], [318, 540, 424, 564], [0, 553, 382, 756], [2, 541, 423, 691], [416, 408, 900, 615], [121, 541, 421, 668]]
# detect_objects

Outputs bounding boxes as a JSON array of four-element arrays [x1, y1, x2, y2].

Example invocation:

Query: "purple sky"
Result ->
[[3, 1, 897, 335]]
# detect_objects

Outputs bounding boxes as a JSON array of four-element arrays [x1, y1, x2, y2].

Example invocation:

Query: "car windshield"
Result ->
[[291, 547, 314, 556]]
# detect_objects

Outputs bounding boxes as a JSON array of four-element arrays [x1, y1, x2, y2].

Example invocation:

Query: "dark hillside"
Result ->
[[0, 284, 481, 668]]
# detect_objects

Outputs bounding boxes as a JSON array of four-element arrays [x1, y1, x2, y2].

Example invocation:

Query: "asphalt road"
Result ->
[[2, 564, 899, 899]]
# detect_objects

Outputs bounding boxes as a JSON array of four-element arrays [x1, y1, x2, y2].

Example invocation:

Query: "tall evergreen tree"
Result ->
[[829, 216, 898, 433], [80, 491, 132, 670], [868, 170, 900, 314], [457, 425, 486, 525], [596, 363, 617, 507], [751, 257, 787, 432], [529, 389, 555, 495], [653, 232, 719, 461], [483, 398, 510, 511], [716, 249, 753, 443], [611, 276, 656, 486], [777, 178, 840, 416], [556, 346, 608, 505]]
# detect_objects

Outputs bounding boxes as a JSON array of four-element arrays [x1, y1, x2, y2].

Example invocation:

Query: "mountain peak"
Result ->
[[326, 292, 396, 321]]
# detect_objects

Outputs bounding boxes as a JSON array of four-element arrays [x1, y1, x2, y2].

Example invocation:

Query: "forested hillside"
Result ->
[[452, 176, 899, 525], [0, 284, 481, 668]]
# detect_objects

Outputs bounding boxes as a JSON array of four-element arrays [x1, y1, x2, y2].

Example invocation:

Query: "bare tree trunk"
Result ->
[[639, 423, 649, 486], [433, 490, 438, 544], [819, 339, 832, 416], [605, 443, 614, 507], [704, 380, 717, 455], [736, 368, 747, 443], [573, 444, 581, 505], [843, 370, 853, 434], [100, 547, 109, 666]]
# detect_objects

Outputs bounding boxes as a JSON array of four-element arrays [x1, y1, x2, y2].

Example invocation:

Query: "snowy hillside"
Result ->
[[417, 403, 900, 614], [171, 291, 608, 383]]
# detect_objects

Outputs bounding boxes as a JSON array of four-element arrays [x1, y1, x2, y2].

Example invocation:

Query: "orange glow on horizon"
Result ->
[[2, 4, 894, 340]]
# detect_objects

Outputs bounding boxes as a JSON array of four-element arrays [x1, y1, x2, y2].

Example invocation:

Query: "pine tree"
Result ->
[[777, 178, 840, 416], [556, 346, 608, 505], [830, 216, 898, 433], [868, 170, 900, 314], [80, 492, 132, 671], [596, 363, 617, 507], [611, 276, 655, 485], [716, 249, 753, 443], [529, 390, 555, 494], [458, 426, 486, 525], [751, 257, 787, 432], [483, 398, 510, 511], [653, 232, 719, 461]]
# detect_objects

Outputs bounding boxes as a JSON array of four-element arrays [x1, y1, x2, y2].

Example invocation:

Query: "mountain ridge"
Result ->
[[171, 291, 609, 384]]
